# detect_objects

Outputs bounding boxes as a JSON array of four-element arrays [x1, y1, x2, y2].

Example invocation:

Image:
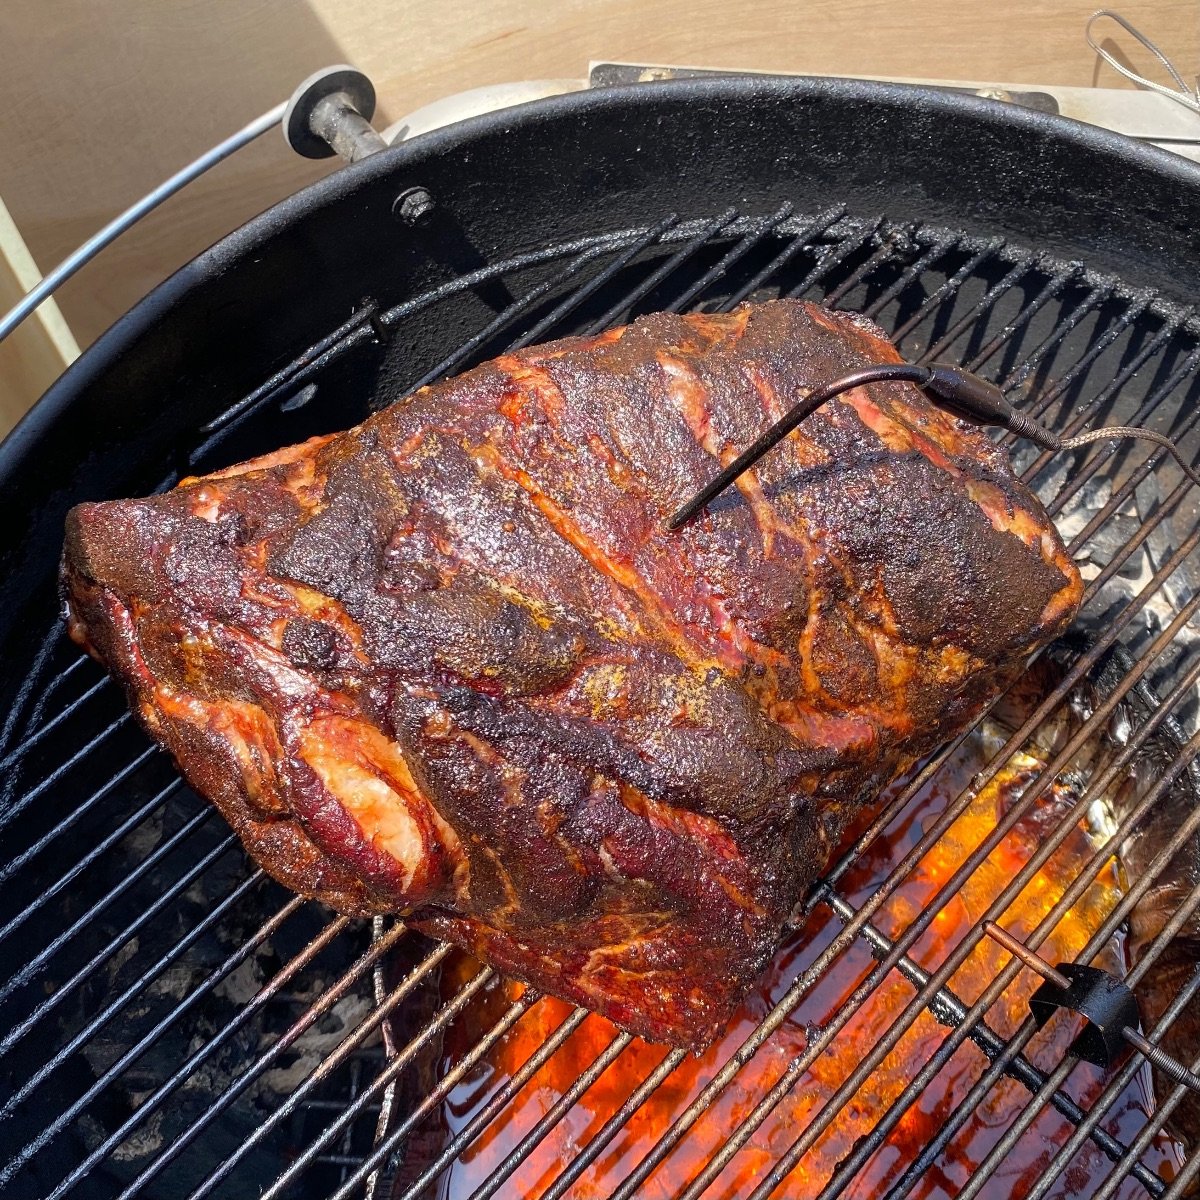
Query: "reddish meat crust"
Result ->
[[61, 300, 1082, 1048]]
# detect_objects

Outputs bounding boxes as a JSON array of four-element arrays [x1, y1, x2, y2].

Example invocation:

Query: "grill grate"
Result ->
[[3, 207, 1200, 1199]]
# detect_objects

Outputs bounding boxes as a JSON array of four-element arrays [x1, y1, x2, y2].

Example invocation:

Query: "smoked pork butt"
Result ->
[[62, 300, 1083, 1047]]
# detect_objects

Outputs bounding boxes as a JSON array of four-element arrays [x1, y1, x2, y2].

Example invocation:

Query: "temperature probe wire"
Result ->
[[0, 102, 287, 348], [667, 362, 1200, 530]]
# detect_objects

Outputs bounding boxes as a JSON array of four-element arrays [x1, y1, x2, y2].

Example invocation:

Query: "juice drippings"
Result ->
[[432, 733, 1185, 1200]]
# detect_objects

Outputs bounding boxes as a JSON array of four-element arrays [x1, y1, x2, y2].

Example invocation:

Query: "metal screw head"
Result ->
[[393, 188, 435, 226]]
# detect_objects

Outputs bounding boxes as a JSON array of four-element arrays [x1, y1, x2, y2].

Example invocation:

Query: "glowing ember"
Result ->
[[432, 733, 1184, 1199]]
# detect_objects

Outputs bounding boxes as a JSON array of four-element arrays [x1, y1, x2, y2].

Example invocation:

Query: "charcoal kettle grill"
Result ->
[[2, 72, 1200, 1199]]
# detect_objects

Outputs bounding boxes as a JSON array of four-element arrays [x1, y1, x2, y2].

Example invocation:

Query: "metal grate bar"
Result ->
[[0, 671, 111, 773], [200, 303, 381, 435], [1014, 294, 1156, 425], [0, 814, 226, 1047], [1048, 345, 1200, 519], [862, 232, 961, 320], [0, 742, 158, 888], [406, 238, 646, 394], [783, 217, 884, 301], [1164, 1144, 1200, 1199], [889, 235, 1006, 343], [750, 715, 1200, 1200], [394, 1005, 594, 1200], [0, 875, 282, 1178], [764, 595, 1200, 1191], [1026, 922, 1200, 1200], [187, 937, 455, 1200], [664, 202, 795, 313], [44, 913, 354, 1200], [1078, 475, 1196, 603], [539, 1047, 690, 1200], [583, 208, 741, 334], [1002, 280, 1117, 394], [0, 627, 83, 751], [379, 227, 662, 327], [113, 920, 411, 1199], [962, 1055, 1078, 1200], [261, 965, 505, 1200], [919, 252, 1041, 362], [0, 709, 133, 828], [1020, 313, 1192, 486], [878, 704, 1200, 1200], [612, 581, 1191, 1199], [821, 225, 906, 308], [670, 567, 1200, 1199], [15, 212, 1200, 1200], [882, 1018, 1037, 1200], [719, 205, 849, 311], [326, 992, 540, 1200], [1089, 1022, 1200, 1200], [507, 214, 682, 349], [0, 787, 205, 1000], [469, 1029, 635, 1200], [807, 658, 1200, 1200], [880, 653, 1200, 1200], [945, 727, 1200, 1200], [964, 263, 1084, 374]]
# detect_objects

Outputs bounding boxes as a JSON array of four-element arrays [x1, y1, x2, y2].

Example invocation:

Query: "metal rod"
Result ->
[[267, 968, 512, 1200], [187, 940, 453, 1200], [0, 854, 267, 1190], [0, 876, 281, 1137], [965, 264, 1084, 374], [114, 920, 411, 1199], [782, 217, 884, 301], [43, 914, 353, 1200], [468, 1030, 634, 1200], [583, 207, 741, 334], [982, 922, 1071, 989], [622, 571, 1197, 1198], [1122, 1027, 1200, 1092], [889, 235, 1006, 342], [0, 672, 111, 773], [0, 742, 159, 889], [690, 614, 1200, 1200], [666, 202, 794, 313], [882, 656, 1200, 1200], [0, 710, 133, 832], [719, 205, 849, 312], [508, 214, 682, 349], [861, 231, 958, 319], [918, 251, 1041, 361], [0, 806, 218, 1021], [0, 102, 287, 347]]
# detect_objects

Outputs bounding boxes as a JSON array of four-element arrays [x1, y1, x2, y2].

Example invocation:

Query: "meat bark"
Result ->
[[61, 300, 1083, 1048]]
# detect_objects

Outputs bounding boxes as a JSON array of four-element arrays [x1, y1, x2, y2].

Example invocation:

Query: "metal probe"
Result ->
[[982, 921, 1200, 1090], [667, 361, 1200, 530]]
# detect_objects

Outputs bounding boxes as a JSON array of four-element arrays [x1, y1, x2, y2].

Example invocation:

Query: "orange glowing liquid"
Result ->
[[431, 734, 1186, 1200]]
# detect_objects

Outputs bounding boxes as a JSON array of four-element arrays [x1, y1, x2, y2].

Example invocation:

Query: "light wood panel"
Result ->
[[0, 0, 1196, 422], [0, 197, 79, 431]]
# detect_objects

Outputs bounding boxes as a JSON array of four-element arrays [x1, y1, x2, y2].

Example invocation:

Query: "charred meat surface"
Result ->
[[61, 299, 1082, 1048]]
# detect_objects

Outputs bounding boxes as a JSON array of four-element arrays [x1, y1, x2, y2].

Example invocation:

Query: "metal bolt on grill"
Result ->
[[3, 204, 1200, 1200]]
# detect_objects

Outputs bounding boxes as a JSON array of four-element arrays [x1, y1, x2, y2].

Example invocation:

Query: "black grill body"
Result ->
[[2, 77, 1200, 1200]]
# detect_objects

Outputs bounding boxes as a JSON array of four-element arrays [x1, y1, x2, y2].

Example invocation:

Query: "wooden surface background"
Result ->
[[0, 0, 1197, 425]]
